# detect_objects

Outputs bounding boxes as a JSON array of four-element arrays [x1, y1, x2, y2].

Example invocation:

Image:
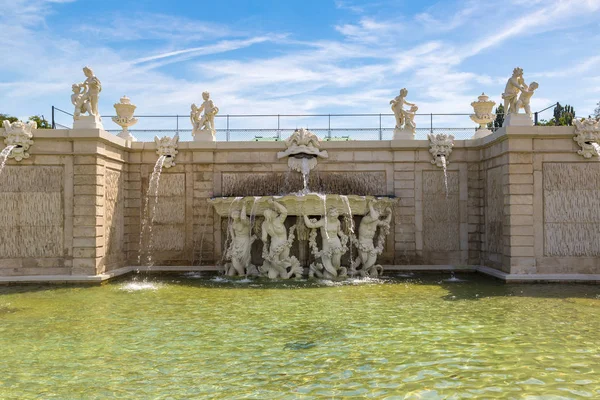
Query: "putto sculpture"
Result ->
[[573, 118, 600, 158], [277, 128, 329, 173], [259, 199, 303, 279], [502, 67, 538, 127], [154, 134, 179, 168], [305, 207, 349, 279], [390, 88, 418, 139], [71, 66, 103, 129], [350, 200, 392, 277], [112, 96, 139, 141], [190, 91, 219, 142], [428, 133, 455, 168], [1, 120, 36, 161], [470, 93, 496, 139]]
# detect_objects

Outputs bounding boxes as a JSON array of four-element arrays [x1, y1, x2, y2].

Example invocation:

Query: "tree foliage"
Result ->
[[594, 101, 600, 119], [487, 104, 505, 130], [539, 103, 576, 126], [0, 113, 50, 129]]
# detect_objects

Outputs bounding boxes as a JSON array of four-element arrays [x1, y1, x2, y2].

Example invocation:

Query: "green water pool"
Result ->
[[1, 273, 599, 399]]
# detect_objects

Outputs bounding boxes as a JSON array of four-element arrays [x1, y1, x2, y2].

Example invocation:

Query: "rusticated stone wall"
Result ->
[[104, 169, 124, 268], [543, 163, 600, 257], [484, 166, 505, 270], [0, 166, 64, 275]]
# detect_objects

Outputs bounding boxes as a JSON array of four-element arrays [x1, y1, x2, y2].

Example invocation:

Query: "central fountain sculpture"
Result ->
[[210, 128, 396, 279]]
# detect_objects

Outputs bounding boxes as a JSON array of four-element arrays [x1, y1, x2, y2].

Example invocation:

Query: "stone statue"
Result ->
[[573, 118, 600, 158], [191, 91, 219, 142], [71, 84, 91, 119], [304, 207, 348, 279], [71, 66, 103, 129], [516, 82, 539, 116], [391, 88, 418, 139], [351, 200, 392, 277], [428, 133, 455, 168], [276, 128, 329, 173], [502, 67, 526, 115], [225, 202, 257, 276], [260, 199, 302, 279], [2, 120, 35, 162], [154, 134, 179, 168]]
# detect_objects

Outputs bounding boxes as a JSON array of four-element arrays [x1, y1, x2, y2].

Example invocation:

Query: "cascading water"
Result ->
[[340, 195, 354, 266], [300, 157, 311, 194], [138, 155, 166, 267], [195, 202, 212, 266], [0, 145, 16, 177], [440, 155, 449, 198], [315, 192, 329, 239]]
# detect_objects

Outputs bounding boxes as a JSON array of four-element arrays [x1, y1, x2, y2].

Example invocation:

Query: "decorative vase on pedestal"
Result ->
[[470, 93, 496, 139], [112, 96, 138, 141]]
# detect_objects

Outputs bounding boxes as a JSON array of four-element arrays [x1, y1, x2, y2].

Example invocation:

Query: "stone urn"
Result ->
[[112, 96, 139, 141], [470, 93, 496, 139]]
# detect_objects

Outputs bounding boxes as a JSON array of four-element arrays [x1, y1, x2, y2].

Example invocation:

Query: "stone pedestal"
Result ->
[[193, 129, 216, 142], [393, 128, 415, 140], [472, 127, 493, 139], [73, 115, 104, 130], [503, 113, 533, 127], [117, 130, 136, 142]]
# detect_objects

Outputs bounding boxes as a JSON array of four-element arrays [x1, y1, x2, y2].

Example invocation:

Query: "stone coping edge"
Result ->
[[1, 265, 598, 284]]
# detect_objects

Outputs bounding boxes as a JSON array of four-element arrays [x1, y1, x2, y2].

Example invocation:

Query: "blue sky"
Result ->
[[1, 0, 599, 138]]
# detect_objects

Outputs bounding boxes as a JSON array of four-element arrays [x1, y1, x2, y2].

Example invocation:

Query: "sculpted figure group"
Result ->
[[224, 198, 392, 279], [502, 67, 538, 116]]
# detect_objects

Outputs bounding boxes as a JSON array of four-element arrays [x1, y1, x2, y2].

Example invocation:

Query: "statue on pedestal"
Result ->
[[191, 91, 219, 142], [390, 88, 418, 139], [304, 207, 348, 279], [350, 200, 392, 277], [71, 66, 103, 129], [502, 68, 537, 127], [259, 199, 302, 279]]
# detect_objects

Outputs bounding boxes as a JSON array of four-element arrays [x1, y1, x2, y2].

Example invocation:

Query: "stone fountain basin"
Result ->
[[209, 194, 396, 216]]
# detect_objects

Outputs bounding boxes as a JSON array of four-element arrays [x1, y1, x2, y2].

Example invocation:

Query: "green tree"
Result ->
[[28, 115, 51, 129], [594, 101, 600, 119], [0, 113, 18, 125], [487, 104, 504, 130], [540, 103, 576, 126]]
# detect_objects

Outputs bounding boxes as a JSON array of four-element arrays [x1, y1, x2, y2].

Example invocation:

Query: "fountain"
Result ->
[[154, 134, 179, 168], [210, 128, 396, 279], [428, 133, 455, 197], [1, 120, 35, 164], [573, 118, 600, 159]]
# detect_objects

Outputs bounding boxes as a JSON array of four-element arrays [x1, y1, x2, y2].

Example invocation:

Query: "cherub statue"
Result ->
[[502, 67, 526, 114], [390, 88, 417, 129], [350, 200, 392, 277], [191, 91, 219, 138], [516, 82, 538, 116], [71, 84, 91, 119], [304, 207, 348, 279], [260, 199, 302, 279], [225, 202, 257, 276], [402, 104, 419, 134]]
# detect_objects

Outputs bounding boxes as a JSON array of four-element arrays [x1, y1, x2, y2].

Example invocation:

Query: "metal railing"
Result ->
[[51, 103, 560, 141]]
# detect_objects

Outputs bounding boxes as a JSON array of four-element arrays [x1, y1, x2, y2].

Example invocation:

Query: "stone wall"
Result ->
[[0, 125, 598, 278]]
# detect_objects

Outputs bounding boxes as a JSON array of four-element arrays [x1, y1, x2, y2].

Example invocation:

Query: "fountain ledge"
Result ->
[[209, 194, 397, 217], [2, 265, 598, 285]]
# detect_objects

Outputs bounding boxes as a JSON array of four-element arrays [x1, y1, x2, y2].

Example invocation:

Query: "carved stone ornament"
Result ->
[[573, 118, 600, 159], [112, 95, 138, 141], [470, 93, 496, 139], [154, 134, 179, 168], [277, 128, 329, 172], [428, 133, 455, 168], [2, 120, 35, 161]]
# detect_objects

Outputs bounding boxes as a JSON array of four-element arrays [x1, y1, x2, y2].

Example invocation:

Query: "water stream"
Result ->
[[0, 145, 16, 177], [300, 157, 311, 194], [440, 155, 449, 198], [138, 155, 166, 267]]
